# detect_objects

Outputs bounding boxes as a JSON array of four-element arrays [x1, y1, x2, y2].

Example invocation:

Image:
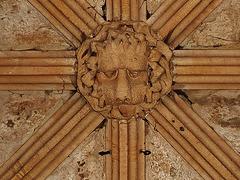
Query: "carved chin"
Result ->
[[119, 105, 136, 118], [108, 105, 137, 119]]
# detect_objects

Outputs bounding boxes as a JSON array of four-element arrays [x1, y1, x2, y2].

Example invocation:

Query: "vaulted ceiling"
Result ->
[[0, 0, 239, 179]]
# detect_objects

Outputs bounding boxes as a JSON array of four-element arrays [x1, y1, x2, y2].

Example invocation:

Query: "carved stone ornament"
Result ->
[[77, 22, 172, 119]]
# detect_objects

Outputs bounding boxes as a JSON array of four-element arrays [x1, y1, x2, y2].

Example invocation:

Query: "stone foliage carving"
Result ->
[[77, 22, 172, 119]]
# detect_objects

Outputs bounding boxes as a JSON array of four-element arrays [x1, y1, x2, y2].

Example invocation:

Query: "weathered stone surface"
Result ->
[[86, 0, 105, 16], [47, 127, 105, 180], [181, 0, 240, 49], [147, 0, 165, 15], [0, 0, 239, 179], [146, 124, 203, 180], [0, 0, 73, 51], [0, 90, 73, 166], [78, 22, 172, 120], [184, 90, 240, 154]]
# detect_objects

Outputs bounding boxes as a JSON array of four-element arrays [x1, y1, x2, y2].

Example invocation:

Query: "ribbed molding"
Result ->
[[0, 93, 105, 179], [173, 50, 240, 89], [147, 0, 223, 47], [105, 118, 146, 180], [106, 0, 146, 21], [146, 93, 240, 179], [0, 51, 77, 90], [27, 0, 105, 47]]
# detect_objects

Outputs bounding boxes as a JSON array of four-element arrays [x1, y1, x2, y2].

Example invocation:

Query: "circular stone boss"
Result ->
[[77, 22, 172, 120]]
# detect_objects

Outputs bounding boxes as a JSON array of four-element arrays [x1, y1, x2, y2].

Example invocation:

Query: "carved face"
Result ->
[[77, 22, 172, 119]]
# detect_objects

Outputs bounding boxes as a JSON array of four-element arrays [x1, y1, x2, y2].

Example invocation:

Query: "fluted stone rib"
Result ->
[[0, 51, 77, 90], [0, 93, 82, 179], [106, 118, 146, 180], [161, 95, 240, 179], [173, 50, 240, 89], [169, 0, 224, 49]]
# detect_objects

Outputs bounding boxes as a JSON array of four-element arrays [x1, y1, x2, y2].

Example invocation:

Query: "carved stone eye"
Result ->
[[104, 70, 117, 78], [127, 70, 141, 78]]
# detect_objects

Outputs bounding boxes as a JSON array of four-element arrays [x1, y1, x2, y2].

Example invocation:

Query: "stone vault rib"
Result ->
[[168, 0, 223, 49], [0, 93, 81, 178], [49, 0, 95, 37], [147, 0, 223, 44], [74, 0, 105, 25], [147, 110, 219, 179], [147, 93, 240, 179], [173, 49, 240, 89], [0, 51, 77, 91], [105, 118, 146, 180], [0, 93, 105, 179], [107, 0, 146, 21], [28, 0, 105, 47], [27, 0, 80, 47]]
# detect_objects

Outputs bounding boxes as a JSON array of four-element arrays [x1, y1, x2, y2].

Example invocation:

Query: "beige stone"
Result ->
[[77, 22, 172, 120], [0, 0, 239, 179]]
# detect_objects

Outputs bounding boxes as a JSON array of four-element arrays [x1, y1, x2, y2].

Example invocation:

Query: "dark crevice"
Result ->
[[174, 90, 192, 104], [102, 3, 107, 21], [147, 10, 151, 19], [175, 45, 183, 50]]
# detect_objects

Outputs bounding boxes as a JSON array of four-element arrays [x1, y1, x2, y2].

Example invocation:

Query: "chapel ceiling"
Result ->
[[0, 0, 239, 179]]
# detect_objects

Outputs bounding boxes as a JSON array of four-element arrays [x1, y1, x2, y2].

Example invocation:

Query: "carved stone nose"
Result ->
[[115, 69, 130, 102]]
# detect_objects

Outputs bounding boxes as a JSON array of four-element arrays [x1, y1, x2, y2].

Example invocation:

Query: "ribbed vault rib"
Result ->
[[0, 51, 77, 90], [107, 0, 146, 22], [1, 0, 239, 179], [168, 0, 224, 49], [105, 118, 146, 180], [75, 0, 105, 25], [173, 50, 240, 89], [27, 0, 105, 47], [0, 93, 105, 179], [146, 93, 240, 179], [27, 0, 81, 47], [147, 0, 223, 44]]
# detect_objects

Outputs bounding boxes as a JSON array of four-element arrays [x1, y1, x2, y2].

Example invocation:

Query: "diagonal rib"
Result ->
[[147, 94, 240, 179], [158, 0, 202, 39], [49, 0, 94, 37], [0, 51, 77, 90], [173, 50, 240, 90], [159, 94, 240, 179], [167, 0, 213, 46], [146, 111, 221, 179], [63, 0, 99, 30], [169, 0, 224, 49], [27, 0, 81, 47], [173, 93, 240, 167], [148, 0, 223, 44], [0, 93, 82, 179], [150, 0, 188, 32], [26, 110, 104, 179], [75, 0, 105, 24], [0, 93, 105, 179]]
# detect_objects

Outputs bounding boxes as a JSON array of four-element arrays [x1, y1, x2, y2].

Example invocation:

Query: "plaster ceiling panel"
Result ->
[[0, 91, 73, 167], [184, 90, 240, 154], [146, 125, 203, 180], [0, 0, 74, 51], [181, 0, 240, 49], [47, 127, 105, 180]]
